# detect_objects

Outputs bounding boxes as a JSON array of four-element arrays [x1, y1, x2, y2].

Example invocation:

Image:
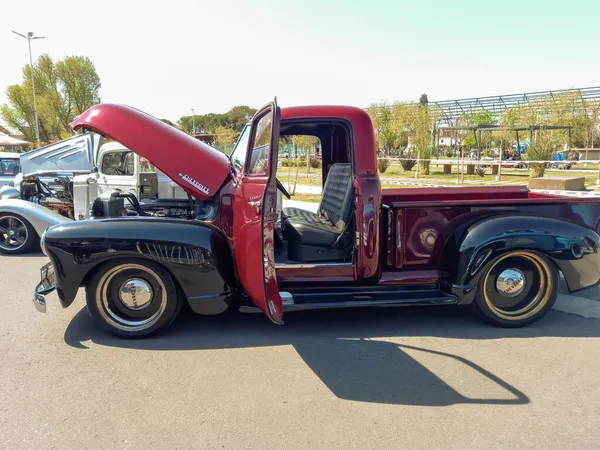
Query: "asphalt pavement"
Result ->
[[1, 254, 600, 449]]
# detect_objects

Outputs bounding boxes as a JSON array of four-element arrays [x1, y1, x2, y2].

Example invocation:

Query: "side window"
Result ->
[[247, 112, 272, 176], [101, 153, 123, 175], [125, 152, 135, 175], [101, 152, 134, 175]]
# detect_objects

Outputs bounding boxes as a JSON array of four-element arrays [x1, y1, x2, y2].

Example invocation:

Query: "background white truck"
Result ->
[[0, 134, 189, 253]]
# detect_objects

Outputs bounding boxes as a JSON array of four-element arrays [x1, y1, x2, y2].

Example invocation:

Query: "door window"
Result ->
[[247, 112, 272, 176], [229, 125, 251, 172]]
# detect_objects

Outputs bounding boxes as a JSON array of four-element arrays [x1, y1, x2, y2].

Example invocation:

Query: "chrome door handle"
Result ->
[[248, 201, 261, 207]]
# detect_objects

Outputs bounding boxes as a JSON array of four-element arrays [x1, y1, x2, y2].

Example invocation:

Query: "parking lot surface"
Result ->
[[1, 254, 600, 449]]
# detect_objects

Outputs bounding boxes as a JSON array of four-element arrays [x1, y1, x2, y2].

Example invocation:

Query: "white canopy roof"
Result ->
[[0, 132, 28, 146]]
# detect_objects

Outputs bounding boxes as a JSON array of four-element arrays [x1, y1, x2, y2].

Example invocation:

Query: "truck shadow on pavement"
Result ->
[[64, 305, 600, 407]]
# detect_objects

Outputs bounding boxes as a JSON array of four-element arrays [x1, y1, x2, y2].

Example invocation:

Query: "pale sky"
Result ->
[[1, 0, 599, 123]]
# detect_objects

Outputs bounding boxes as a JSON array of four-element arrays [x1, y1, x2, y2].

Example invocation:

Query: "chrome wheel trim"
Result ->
[[119, 278, 153, 310], [0, 215, 28, 251], [96, 264, 167, 332], [496, 268, 525, 298], [483, 252, 553, 321]]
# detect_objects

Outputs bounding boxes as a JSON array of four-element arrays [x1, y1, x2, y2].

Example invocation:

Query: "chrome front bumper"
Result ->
[[33, 262, 56, 313]]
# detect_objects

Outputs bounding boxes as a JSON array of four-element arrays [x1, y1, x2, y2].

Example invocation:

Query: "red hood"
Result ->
[[70, 104, 230, 200]]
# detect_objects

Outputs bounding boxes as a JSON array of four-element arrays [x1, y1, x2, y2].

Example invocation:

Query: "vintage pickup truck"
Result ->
[[33, 101, 600, 337]]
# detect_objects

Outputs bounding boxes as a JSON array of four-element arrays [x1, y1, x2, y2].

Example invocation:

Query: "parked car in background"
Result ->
[[0, 136, 189, 254], [0, 152, 21, 188]]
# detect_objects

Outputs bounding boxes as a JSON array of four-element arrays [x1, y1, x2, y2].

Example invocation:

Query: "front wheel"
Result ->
[[86, 260, 182, 338], [473, 251, 558, 327], [0, 213, 37, 255]]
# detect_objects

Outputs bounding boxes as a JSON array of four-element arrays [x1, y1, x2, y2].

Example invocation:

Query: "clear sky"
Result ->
[[1, 0, 599, 122]]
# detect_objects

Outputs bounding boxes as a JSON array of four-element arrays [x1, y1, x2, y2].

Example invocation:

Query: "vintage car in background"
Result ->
[[33, 102, 600, 338], [0, 152, 21, 187], [0, 136, 189, 254]]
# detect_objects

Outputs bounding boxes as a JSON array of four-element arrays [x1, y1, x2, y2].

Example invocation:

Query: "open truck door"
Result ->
[[232, 101, 283, 324]]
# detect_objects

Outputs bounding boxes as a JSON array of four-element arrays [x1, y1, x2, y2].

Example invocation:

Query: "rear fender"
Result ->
[[0, 199, 72, 237], [441, 215, 600, 303], [43, 218, 237, 312]]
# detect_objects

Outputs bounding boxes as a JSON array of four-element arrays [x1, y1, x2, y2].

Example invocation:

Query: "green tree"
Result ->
[[412, 102, 433, 175], [178, 105, 257, 135], [1, 54, 101, 144], [213, 125, 239, 151], [225, 105, 257, 131], [160, 119, 178, 128], [462, 110, 497, 151], [368, 101, 403, 154], [419, 94, 429, 106]]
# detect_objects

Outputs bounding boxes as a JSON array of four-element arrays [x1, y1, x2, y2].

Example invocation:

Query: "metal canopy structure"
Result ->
[[431, 86, 600, 126], [435, 124, 573, 158]]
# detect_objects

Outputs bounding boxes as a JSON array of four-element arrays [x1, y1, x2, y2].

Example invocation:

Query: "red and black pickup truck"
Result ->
[[33, 101, 600, 337]]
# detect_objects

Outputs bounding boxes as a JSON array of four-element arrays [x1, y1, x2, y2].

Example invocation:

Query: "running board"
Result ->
[[240, 290, 458, 314]]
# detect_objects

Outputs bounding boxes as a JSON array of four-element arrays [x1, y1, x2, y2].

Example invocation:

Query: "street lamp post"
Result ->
[[190, 108, 195, 137], [13, 31, 45, 148]]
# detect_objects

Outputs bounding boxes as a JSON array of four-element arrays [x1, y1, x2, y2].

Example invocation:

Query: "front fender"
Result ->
[[446, 215, 600, 302], [43, 217, 237, 310], [0, 199, 72, 237]]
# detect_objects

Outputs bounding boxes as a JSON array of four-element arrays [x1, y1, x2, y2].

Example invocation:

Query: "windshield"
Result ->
[[229, 124, 251, 172], [0, 158, 21, 176]]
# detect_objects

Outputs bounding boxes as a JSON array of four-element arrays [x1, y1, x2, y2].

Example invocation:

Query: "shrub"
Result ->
[[279, 159, 295, 167], [377, 157, 391, 173], [400, 157, 417, 171], [309, 156, 322, 169]]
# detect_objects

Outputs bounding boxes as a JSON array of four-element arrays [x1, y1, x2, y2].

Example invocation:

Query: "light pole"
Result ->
[[13, 31, 45, 148], [190, 108, 195, 137]]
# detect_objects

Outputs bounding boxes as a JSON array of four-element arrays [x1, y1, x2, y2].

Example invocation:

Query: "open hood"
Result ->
[[70, 104, 230, 200], [19, 133, 95, 176]]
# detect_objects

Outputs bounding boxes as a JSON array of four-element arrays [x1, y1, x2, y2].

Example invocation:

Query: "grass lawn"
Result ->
[[288, 193, 322, 203]]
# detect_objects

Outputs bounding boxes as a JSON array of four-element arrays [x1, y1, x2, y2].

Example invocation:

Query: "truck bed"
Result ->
[[381, 185, 600, 270]]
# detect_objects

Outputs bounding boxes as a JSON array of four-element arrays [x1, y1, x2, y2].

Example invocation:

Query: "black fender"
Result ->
[[43, 217, 237, 314], [440, 214, 600, 304]]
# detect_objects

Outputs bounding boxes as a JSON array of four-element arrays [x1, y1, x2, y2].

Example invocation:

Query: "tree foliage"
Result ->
[[178, 105, 257, 135], [1, 54, 101, 144], [160, 118, 178, 128], [462, 110, 497, 150], [213, 125, 239, 150], [368, 100, 437, 174]]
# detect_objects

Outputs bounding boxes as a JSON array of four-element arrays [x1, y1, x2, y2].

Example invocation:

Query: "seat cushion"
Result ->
[[281, 207, 319, 222], [283, 216, 340, 248]]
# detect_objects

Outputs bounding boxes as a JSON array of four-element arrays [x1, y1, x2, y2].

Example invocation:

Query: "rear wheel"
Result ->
[[0, 213, 37, 255], [473, 251, 558, 327], [86, 260, 182, 338]]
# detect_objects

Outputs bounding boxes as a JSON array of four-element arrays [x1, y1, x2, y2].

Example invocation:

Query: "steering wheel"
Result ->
[[276, 178, 291, 199]]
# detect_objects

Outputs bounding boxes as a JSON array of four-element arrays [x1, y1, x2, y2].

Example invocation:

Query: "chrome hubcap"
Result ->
[[119, 278, 153, 310], [96, 264, 168, 332], [496, 268, 525, 298]]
